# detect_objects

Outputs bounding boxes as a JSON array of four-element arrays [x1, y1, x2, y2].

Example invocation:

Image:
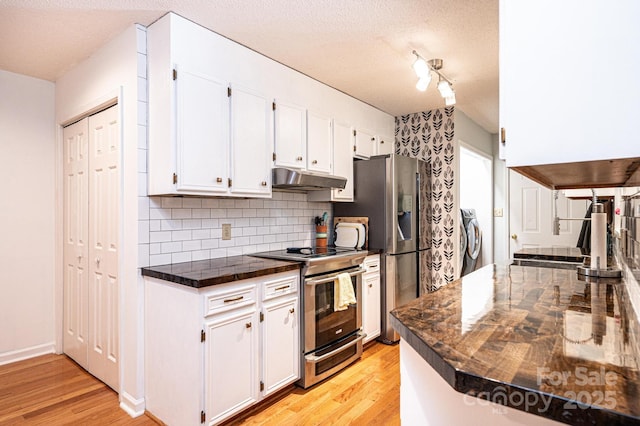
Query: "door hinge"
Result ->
[[228, 178, 232, 188], [227, 87, 232, 97], [272, 152, 276, 162], [200, 410, 205, 423], [353, 145, 356, 152], [200, 329, 205, 342], [500, 127, 506, 144], [353, 129, 357, 137], [272, 102, 276, 111], [173, 173, 178, 184], [260, 311, 264, 322], [172, 69, 177, 81], [260, 381, 264, 392]]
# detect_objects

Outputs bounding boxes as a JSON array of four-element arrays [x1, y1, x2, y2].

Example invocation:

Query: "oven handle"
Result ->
[[304, 267, 365, 286], [304, 331, 366, 364]]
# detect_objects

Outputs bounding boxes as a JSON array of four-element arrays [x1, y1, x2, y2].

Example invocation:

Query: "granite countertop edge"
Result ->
[[390, 264, 640, 426]]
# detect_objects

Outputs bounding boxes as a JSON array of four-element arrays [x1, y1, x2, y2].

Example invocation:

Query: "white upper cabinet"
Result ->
[[230, 84, 272, 196], [500, 0, 640, 167], [376, 133, 395, 156], [175, 68, 230, 194], [354, 128, 376, 159], [306, 111, 333, 174], [274, 100, 306, 169], [308, 120, 354, 202]]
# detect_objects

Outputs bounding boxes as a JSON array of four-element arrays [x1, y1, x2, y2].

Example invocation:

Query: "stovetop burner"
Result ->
[[252, 246, 368, 276]]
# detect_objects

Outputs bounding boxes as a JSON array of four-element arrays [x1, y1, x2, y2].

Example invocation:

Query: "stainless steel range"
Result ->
[[252, 247, 367, 388]]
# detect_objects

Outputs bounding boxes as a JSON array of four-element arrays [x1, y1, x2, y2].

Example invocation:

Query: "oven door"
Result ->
[[303, 266, 364, 353]]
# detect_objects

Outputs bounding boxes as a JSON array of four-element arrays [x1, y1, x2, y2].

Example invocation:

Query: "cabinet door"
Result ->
[[274, 100, 306, 169], [307, 111, 332, 174], [354, 128, 376, 159], [500, 0, 640, 167], [362, 268, 381, 344], [262, 296, 299, 396], [377, 134, 395, 156], [230, 84, 272, 197], [205, 308, 259, 425], [176, 67, 229, 193], [332, 121, 354, 201]]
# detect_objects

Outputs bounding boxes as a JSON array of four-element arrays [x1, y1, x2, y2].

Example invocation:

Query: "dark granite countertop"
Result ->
[[514, 247, 586, 263], [390, 264, 640, 425], [141, 256, 301, 288]]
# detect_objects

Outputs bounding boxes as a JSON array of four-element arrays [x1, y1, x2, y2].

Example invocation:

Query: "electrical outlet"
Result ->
[[493, 208, 504, 217], [222, 223, 231, 240]]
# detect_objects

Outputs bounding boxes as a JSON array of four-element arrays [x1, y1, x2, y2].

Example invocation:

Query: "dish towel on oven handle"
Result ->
[[334, 272, 356, 311]]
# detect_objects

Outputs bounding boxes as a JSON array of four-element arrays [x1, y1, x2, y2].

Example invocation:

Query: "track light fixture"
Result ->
[[411, 50, 456, 105]]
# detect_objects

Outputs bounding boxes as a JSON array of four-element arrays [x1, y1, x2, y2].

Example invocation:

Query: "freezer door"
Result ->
[[381, 252, 418, 343], [389, 155, 418, 254]]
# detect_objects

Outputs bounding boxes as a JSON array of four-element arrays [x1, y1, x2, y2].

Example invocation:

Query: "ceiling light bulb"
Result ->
[[445, 93, 456, 106], [412, 57, 430, 78], [416, 75, 431, 91], [438, 79, 454, 98]]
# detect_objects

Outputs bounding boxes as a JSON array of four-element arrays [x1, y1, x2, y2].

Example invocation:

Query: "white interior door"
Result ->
[[87, 106, 120, 391], [63, 105, 120, 392], [63, 118, 89, 368], [509, 170, 587, 258]]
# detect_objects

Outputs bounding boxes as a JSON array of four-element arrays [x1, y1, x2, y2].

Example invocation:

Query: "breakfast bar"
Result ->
[[390, 263, 640, 425]]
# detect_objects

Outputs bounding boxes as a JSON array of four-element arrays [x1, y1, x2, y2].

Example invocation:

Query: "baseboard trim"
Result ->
[[120, 391, 146, 418], [0, 342, 56, 366]]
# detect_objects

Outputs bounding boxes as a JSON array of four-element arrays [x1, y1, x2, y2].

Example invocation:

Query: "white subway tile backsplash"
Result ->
[[161, 241, 182, 253], [182, 198, 202, 208], [138, 243, 149, 268], [172, 230, 192, 241], [138, 220, 150, 244], [138, 172, 147, 196], [137, 124, 147, 150], [144, 190, 331, 266], [150, 231, 172, 243], [139, 196, 150, 220], [171, 208, 192, 219]]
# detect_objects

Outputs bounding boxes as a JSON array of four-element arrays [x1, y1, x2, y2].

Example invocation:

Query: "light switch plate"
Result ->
[[222, 223, 231, 240], [494, 208, 504, 217]]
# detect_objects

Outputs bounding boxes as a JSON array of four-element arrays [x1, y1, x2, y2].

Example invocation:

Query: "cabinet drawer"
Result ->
[[263, 274, 299, 301], [363, 255, 380, 273], [204, 284, 257, 317]]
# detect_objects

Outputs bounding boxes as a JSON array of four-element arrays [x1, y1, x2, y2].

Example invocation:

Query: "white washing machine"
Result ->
[[461, 209, 482, 276]]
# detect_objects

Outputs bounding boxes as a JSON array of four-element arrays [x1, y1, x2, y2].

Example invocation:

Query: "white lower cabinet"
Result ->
[[145, 270, 299, 426], [362, 255, 381, 344]]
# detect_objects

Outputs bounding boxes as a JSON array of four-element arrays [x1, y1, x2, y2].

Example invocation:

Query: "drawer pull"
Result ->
[[297, 156, 303, 161], [275, 285, 290, 291], [312, 160, 318, 165], [245, 322, 252, 329], [261, 181, 267, 186], [289, 308, 295, 314], [216, 177, 223, 183], [369, 264, 378, 269], [223, 296, 244, 303]]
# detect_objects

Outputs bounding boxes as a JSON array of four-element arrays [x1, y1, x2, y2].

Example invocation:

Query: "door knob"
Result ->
[[511, 234, 518, 240]]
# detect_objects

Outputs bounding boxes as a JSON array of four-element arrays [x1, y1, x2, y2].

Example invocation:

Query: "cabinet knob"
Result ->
[[216, 177, 223, 183], [380, 140, 385, 144], [312, 160, 318, 165], [261, 181, 267, 186], [511, 234, 518, 240], [245, 322, 252, 329], [368, 283, 373, 288], [371, 137, 375, 141], [289, 308, 295, 314]]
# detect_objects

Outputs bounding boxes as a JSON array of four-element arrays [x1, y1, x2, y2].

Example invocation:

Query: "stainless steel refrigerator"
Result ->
[[334, 154, 430, 343]]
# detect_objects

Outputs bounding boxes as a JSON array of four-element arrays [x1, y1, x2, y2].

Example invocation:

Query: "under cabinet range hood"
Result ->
[[271, 167, 347, 191]]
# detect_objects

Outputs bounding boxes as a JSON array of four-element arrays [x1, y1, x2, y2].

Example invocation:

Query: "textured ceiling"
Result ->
[[0, 0, 498, 133]]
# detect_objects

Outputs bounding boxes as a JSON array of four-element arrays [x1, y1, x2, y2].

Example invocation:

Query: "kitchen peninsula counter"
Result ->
[[390, 264, 640, 425], [141, 255, 301, 288]]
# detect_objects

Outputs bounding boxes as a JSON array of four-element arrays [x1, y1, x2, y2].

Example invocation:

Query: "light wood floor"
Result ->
[[0, 342, 399, 425]]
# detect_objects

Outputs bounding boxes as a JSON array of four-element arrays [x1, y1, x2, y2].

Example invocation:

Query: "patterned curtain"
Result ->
[[395, 107, 456, 291]]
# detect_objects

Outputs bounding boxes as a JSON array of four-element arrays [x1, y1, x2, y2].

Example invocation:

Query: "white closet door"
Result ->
[[87, 105, 120, 391], [63, 118, 90, 368]]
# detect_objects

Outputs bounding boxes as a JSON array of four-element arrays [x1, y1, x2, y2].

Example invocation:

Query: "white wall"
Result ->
[[0, 70, 56, 364], [55, 25, 145, 416]]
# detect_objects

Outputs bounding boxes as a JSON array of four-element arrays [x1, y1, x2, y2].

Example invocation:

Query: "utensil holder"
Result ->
[[315, 225, 327, 248]]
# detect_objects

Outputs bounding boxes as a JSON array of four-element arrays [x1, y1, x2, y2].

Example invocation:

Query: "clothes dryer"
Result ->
[[461, 209, 482, 276]]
